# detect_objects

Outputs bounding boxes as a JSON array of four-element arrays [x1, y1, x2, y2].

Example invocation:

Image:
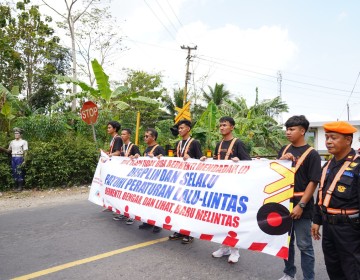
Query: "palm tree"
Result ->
[[162, 88, 184, 119], [221, 88, 288, 156], [202, 83, 231, 106]]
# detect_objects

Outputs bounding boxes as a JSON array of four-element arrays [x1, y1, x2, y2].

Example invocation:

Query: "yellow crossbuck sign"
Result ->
[[174, 101, 191, 123]]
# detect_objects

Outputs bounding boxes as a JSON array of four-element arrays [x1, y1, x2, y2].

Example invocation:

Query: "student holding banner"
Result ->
[[136, 128, 166, 233], [200, 116, 251, 264], [103, 121, 123, 212], [106, 121, 123, 157], [120, 128, 141, 158], [113, 128, 141, 224], [277, 115, 321, 280], [168, 119, 203, 244], [312, 121, 360, 280]]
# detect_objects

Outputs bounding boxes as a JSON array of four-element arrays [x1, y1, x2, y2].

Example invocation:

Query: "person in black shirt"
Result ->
[[106, 121, 122, 157], [113, 128, 141, 224], [200, 116, 251, 264], [134, 128, 166, 159], [137, 128, 166, 232], [277, 115, 321, 280], [103, 121, 123, 213], [168, 119, 202, 244], [120, 128, 141, 157], [312, 121, 360, 280]]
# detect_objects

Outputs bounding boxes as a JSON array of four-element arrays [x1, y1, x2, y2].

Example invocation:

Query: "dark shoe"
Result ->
[[139, 223, 152, 229], [113, 215, 126, 221], [169, 232, 185, 240], [152, 226, 162, 233], [182, 236, 194, 244], [126, 218, 134, 225]]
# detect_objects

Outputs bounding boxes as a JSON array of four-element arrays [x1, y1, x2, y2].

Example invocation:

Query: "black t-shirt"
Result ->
[[143, 145, 166, 157], [110, 136, 123, 153], [175, 138, 203, 159], [120, 143, 141, 157], [314, 149, 360, 225], [278, 144, 321, 219], [214, 138, 251, 160]]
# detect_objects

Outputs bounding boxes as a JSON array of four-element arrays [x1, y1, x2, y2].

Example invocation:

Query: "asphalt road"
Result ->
[[0, 200, 329, 280]]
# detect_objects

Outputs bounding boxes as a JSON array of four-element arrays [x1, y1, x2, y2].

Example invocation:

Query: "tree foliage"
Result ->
[[0, 0, 71, 114], [202, 83, 231, 106]]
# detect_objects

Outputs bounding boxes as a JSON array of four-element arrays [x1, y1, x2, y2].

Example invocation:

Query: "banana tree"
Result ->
[[192, 101, 220, 153], [54, 59, 158, 111], [0, 84, 20, 132]]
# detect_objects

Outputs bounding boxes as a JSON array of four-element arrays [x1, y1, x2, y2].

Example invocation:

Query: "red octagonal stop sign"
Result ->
[[80, 101, 98, 125]]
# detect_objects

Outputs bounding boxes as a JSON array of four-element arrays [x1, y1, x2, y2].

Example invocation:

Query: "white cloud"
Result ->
[[337, 11, 348, 22]]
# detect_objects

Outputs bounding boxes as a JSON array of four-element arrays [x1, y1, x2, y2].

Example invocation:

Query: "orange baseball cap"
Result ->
[[323, 121, 357, 134]]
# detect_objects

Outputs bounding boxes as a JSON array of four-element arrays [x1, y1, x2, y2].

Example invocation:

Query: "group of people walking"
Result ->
[[108, 115, 360, 280], [3, 114, 358, 279], [105, 115, 360, 280]]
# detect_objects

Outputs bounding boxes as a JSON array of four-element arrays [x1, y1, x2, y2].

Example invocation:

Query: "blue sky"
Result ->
[[40, 0, 360, 123]]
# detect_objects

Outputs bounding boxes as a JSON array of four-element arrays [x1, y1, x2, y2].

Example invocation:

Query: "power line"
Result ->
[[196, 56, 360, 94], [195, 57, 360, 100], [197, 53, 358, 88], [166, 0, 185, 29], [154, 0, 180, 38], [338, 71, 360, 120], [143, 0, 178, 42]]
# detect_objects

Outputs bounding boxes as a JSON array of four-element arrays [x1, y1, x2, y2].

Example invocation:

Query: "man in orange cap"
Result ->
[[312, 121, 360, 280]]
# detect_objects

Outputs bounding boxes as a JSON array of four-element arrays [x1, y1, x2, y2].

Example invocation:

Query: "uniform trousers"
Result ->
[[322, 221, 360, 280]]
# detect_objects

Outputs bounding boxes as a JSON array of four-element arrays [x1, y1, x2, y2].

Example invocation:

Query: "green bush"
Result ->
[[0, 153, 13, 190], [0, 136, 99, 191]]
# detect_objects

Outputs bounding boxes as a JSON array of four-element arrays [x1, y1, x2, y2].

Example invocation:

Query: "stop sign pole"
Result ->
[[80, 101, 99, 149]]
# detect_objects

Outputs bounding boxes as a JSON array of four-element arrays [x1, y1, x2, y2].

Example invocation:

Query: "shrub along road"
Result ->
[[0, 190, 328, 280]]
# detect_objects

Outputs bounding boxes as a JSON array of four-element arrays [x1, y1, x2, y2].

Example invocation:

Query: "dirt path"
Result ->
[[0, 186, 90, 213]]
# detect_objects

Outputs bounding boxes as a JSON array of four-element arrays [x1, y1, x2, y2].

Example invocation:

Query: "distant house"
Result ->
[[307, 120, 360, 155]]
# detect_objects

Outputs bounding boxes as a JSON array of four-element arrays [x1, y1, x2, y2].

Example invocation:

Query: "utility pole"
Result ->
[[181, 45, 197, 106]]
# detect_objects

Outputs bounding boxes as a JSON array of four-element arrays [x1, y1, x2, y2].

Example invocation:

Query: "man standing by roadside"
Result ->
[[312, 121, 360, 280], [200, 116, 251, 264], [277, 115, 321, 280], [0, 128, 28, 192], [168, 119, 203, 244], [113, 128, 141, 224], [136, 128, 166, 233]]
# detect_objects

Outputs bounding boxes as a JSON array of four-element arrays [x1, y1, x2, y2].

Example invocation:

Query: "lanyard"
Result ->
[[123, 142, 133, 157], [178, 137, 191, 157]]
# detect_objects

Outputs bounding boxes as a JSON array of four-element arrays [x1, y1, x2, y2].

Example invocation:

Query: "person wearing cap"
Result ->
[[311, 121, 360, 280], [168, 119, 202, 244], [277, 115, 321, 280], [1, 128, 28, 191], [200, 116, 251, 264]]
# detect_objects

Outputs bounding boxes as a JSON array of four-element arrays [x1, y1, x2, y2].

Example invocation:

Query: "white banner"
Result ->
[[89, 152, 294, 259]]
